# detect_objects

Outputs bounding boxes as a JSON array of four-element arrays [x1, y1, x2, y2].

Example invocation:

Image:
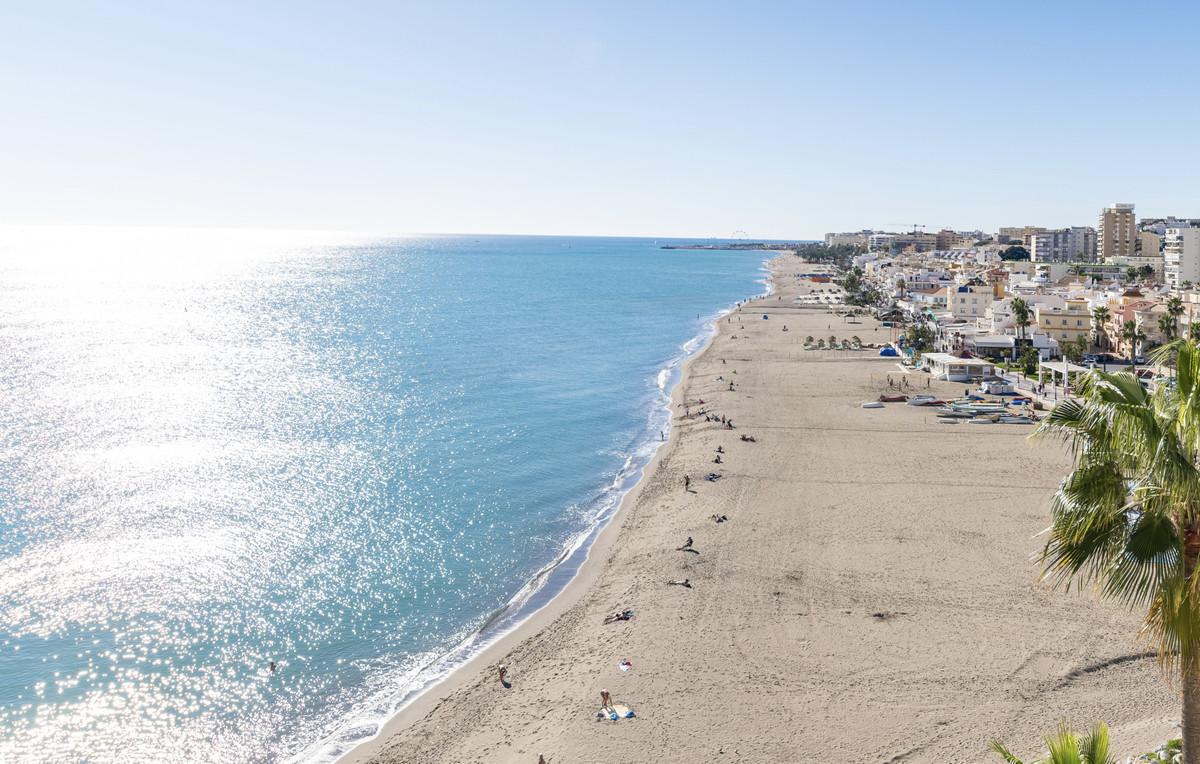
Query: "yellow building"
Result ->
[[1035, 299, 1092, 346]]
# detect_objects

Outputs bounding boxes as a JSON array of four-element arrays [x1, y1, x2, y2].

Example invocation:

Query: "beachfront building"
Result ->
[[920, 353, 997, 382], [901, 269, 953, 292], [1098, 203, 1137, 260], [947, 281, 999, 320], [985, 294, 1065, 334], [1035, 299, 1091, 347], [824, 231, 871, 247], [868, 231, 942, 253], [1165, 226, 1200, 289], [903, 288, 948, 315], [966, 334, 1017, 361], [1029, 227, 1097, 263]]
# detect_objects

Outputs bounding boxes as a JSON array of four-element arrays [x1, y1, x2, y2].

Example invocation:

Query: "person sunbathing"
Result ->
[[677, 536, 693, 550], [667, 578, 692, 588], [603, 609, 634, 624]]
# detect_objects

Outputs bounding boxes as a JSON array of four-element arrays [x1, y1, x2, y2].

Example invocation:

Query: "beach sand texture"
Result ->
[[344, 257, 1176, 763]]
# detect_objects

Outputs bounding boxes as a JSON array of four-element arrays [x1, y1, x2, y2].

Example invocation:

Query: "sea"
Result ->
[[0, 229, 771, 763]]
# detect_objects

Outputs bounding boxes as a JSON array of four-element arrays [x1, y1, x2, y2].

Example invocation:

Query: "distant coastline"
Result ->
[[660, 242, 800, 251]]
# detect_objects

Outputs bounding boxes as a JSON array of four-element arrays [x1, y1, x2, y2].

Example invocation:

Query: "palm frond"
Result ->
[[990, 739, 1026, 764], [1044, 722, 1083, 764], [1080, 722, 1113, 764]]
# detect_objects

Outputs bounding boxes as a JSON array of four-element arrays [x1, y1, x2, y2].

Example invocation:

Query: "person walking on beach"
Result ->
[[684, 475, 690, 491], [498, 664, 509, 687]]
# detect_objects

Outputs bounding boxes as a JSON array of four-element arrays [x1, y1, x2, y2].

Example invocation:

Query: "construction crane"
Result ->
[[884, 223, 955, 233]]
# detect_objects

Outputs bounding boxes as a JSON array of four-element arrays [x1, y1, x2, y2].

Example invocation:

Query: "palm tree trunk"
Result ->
[[1187, 541, 1200, 763], [1186, 671, 1200, 764]]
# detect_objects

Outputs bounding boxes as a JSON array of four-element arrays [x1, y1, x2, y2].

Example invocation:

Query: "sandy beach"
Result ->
[[341, 255, 1176, 764]]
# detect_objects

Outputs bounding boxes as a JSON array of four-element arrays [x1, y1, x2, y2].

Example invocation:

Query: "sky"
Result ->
[[2, 1, 1199, 240]]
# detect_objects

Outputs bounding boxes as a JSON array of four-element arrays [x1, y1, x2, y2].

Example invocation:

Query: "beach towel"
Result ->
[[600, 703, 636, 720]]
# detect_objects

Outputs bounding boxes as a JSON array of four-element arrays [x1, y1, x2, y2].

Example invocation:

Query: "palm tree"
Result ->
[[1120, 319, 1146, 359], [1169, 297, 1186, 340], [992, 721, 1113, 764], [1034, 342, 1200, 762], [1092, 306, 1110, 351], [1161, 312, 1180, 341], [1011, 297, 1032, 342]]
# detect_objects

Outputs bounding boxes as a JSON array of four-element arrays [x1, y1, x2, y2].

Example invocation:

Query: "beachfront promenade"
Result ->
[[344, 257, 1175, 764]]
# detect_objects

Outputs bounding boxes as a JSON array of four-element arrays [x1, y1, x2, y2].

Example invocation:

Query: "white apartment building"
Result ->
[[1029, 227, 1097, 263], [1098, 203, 1136, 260], [824, 232, 870, 247], [947, 282, 996, 319], [1165, 226, 1200, 289]]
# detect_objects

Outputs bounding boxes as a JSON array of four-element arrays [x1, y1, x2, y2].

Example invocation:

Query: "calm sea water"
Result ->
[[0, 229, 768, 763]]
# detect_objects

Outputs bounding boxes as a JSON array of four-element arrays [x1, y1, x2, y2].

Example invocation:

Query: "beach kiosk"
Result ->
[[920, 353, 996, 382]]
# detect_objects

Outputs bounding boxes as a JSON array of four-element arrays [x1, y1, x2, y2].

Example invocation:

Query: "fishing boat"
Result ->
[[935, 408, 973, 418], [906, 395, 943, 406], [861, 401, 884, 409], [999, 415, 1036, 424]]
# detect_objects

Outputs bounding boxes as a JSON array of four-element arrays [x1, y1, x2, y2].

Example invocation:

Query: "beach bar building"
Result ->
[[920, 353, 997, 382]]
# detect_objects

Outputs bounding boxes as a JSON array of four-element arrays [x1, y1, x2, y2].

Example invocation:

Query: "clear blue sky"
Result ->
[[2, 1, 1198, 239]]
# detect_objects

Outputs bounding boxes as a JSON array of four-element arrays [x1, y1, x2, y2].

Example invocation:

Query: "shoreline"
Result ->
[[322, 260, 777, 764]]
